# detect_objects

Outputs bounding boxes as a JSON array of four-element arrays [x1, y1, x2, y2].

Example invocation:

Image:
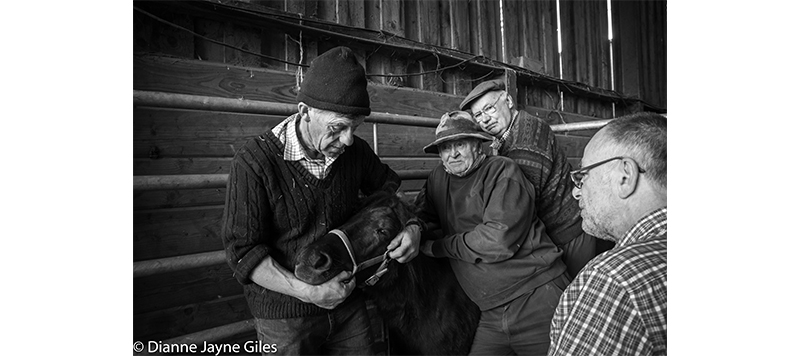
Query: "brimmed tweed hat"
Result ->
[[423, 111, 493, 154]]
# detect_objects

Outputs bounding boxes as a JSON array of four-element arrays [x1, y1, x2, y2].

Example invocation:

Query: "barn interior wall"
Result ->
[[133, 0, 666, 349]]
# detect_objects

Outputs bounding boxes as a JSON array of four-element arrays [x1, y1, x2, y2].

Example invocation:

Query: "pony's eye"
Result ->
[[376, 228, 388, 236]]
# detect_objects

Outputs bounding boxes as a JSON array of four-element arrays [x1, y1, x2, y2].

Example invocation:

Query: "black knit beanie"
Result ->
[[296, 46, 371, 116]]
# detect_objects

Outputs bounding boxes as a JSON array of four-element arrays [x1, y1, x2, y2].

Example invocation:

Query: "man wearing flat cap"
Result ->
[[414, 111, 571, 355], [221, 46, 421, 355], [460, 79, 603, 279]]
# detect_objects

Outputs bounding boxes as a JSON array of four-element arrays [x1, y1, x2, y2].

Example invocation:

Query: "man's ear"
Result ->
[[617, 158, 641, 199], [297, 102, 311, 122]]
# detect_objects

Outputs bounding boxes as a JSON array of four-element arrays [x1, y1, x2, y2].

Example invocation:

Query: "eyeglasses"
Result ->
[[570, 156, 647, 189], [473, 93, 505, 121]]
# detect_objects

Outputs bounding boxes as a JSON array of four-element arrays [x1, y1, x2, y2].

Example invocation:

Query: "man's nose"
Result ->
[[339, 128, 354, 146]]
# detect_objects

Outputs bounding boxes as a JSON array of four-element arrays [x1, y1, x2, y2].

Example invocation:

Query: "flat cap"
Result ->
[[459, 79, 505, 110]]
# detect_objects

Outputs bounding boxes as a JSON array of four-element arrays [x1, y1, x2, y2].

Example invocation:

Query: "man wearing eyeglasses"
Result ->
[[460, 79, 601, 280], [548, 112, 667, 356]]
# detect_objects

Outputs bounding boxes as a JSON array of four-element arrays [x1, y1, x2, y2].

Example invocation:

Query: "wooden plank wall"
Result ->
[[133, 0, 666, 349], [611, 0, 667, 113], [559, 0, 613, 118]]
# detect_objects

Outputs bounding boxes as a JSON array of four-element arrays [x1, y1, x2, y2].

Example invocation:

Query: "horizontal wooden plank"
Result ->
[[135, 250, 227, 279], [135, 188, 226, 210], [382, 157, 442, 171], [375, 124, 438, 156], [555, 134, 591, 158], [134, 108, 285, 158], [135, 90, 442, 127], [134, 206, 224, 261], [135, 157, 233, 176], [134, 262, 242, 315], [134, 55, 465, 119], [134, 294, 252, 341], [134, 107, 378, 158], [134, 157, 439, 208], [135, 156, 440, 178]]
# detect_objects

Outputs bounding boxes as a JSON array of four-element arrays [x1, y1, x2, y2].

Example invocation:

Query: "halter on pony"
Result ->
[[328, 229, 391, 287]]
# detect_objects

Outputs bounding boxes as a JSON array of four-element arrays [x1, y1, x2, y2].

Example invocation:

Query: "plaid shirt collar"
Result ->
[[490, 110, 519, 151], [618, 207, 667, 248], [272, 114, 337, 178]]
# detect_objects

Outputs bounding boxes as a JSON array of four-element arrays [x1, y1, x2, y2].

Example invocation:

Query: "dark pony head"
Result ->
[[294, 190, 414, 285]]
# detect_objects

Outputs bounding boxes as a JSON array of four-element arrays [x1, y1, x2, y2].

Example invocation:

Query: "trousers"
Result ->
[[253, 296, 375, 355], [469, 273, 570, 356]]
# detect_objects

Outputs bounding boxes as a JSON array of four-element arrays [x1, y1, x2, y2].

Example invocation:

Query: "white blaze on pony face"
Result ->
[[438, 138, 481, 175]]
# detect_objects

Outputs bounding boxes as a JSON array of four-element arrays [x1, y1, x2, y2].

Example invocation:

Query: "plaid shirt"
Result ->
[[271, 114, 337, 179], [549, 207, 667, 356]]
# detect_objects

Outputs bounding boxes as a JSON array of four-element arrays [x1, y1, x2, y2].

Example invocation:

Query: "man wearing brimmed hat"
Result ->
[[414, 111, 571, 355], [461, 79, 603, 280], [221, 46, 421, 355]]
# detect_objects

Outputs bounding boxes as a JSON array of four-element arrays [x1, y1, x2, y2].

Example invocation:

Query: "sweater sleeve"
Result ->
[[220, 155, 272, 285], [413, 180, 438, 235], [429, 177, 536, 263]]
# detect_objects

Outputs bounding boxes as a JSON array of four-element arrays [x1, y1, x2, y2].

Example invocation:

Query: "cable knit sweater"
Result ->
[[221, 128, 400, 319]]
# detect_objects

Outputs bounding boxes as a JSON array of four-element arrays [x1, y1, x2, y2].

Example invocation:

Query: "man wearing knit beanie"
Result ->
[[221, 46, 421, 355]]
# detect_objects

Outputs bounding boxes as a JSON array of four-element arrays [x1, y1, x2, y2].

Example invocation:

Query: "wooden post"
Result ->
[[504, 69, 518, 108]]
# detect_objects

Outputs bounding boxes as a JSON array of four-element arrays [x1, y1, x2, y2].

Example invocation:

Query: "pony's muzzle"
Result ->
[[309, 251, 333, 271]]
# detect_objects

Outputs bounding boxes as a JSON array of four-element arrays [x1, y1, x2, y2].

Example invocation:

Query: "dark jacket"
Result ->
[[416, 155, 566, 311]]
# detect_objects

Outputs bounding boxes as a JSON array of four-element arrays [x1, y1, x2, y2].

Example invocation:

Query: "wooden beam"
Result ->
[[134, 174, 228, 191], [550, 119, 612, 133], [134, 90, 441, 128], [134, 170, 434, 192], [134, 250, 227, 278]]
